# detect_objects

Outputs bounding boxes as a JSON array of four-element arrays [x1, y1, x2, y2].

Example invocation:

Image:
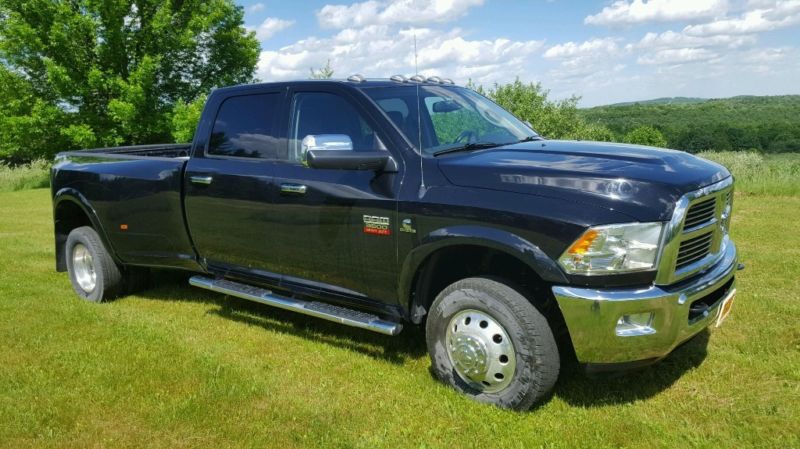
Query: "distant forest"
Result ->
[[578, 95, 800, 153]]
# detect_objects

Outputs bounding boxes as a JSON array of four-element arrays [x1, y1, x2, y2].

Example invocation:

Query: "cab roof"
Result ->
[[211, 78, 459, 94]]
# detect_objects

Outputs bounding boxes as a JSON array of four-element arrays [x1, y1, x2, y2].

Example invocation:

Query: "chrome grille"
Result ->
[[655, 177, 734, 286], [683, 197, 716, 230], [676, 231, 713, 269]]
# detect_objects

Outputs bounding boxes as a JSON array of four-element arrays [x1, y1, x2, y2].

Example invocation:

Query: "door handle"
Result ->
[[280, 183, 307, 195], [190, 176, 213, 185]]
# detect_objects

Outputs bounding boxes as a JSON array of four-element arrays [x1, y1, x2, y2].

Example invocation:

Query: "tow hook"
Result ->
[[737, 263, 745, 271]]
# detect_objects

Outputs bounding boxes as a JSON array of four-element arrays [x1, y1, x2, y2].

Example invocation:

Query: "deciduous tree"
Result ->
[[0, 0, 259, 162]]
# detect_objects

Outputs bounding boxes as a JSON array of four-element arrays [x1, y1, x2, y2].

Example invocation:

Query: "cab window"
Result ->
[[208, 93, 282, 159], [288, 92, 384, 163]]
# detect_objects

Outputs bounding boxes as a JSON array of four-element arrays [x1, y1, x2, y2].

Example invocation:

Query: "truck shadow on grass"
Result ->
[[552, 329, 710, 407], [139, 272, 710, 408], [140, 272, 428, 364]]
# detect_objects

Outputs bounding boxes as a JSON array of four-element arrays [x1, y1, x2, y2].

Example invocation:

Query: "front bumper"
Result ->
[[552, 240, 737, 365]]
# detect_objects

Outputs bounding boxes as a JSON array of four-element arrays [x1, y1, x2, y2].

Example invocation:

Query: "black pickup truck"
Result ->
[[51, 77, 739, 410]]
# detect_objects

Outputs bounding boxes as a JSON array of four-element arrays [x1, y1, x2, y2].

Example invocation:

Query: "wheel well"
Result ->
[[54, 201, 92, 272], [410, 245, 576, 363]]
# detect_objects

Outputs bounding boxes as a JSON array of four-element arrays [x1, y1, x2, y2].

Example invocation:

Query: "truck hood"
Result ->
[[436, 140, 730, 222]]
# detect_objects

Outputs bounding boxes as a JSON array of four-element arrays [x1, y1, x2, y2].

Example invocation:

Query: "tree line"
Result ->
[[578, 96, 800, 154]]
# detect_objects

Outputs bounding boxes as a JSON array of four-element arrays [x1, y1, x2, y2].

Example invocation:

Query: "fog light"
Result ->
[[616, 312, 655, 337]]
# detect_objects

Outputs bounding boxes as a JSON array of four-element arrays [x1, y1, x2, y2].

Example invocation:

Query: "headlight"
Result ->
[[558, 222, 664, 275]]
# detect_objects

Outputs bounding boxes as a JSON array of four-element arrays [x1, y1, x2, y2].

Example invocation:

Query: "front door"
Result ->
[[265, 87, 402, 303]]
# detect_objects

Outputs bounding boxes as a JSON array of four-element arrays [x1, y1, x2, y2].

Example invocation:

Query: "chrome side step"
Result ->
[[189, 276, 402, 336]]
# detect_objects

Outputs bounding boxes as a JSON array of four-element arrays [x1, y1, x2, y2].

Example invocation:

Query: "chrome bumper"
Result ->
[[552, 241, 737, 365]]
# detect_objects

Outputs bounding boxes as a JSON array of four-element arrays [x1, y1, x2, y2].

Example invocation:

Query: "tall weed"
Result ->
[[697, 151, 800, 195], [0, 160, 50, 192]]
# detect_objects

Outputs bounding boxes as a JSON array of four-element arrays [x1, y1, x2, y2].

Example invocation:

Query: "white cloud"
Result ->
[[632, 30, 756, 50], [637, 48, 718, 65], [317, 0, 484, 29], [246, 3, 265, 14], [684, 1, 800, 36], [543, 38, 620, 59], [250, 17, 295, 41], [585, 0, 728, 26], [540, 38, 628, 96], [256, 26, 542, 84]]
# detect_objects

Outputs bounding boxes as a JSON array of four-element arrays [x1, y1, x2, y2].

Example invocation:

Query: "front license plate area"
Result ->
[[715, 288, 736, 327]]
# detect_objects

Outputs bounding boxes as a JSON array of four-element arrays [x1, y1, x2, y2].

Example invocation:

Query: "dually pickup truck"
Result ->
[[52, 76, 739, 410]]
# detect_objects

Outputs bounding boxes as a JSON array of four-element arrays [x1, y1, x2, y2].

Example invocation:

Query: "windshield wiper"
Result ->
[[432, 142, 504, 157], [515, 135, 544, 143]]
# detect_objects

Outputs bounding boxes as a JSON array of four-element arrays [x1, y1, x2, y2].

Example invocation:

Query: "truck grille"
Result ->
[[683, 197, 716, 229], [676, 231, 714, 269], [656, 178, 734, 285]]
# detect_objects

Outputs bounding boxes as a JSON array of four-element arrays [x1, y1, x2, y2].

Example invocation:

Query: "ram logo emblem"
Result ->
[[362, 215, 391, 236]]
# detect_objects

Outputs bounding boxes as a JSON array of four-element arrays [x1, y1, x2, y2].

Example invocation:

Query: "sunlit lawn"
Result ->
[[0, 188, 797, 448]]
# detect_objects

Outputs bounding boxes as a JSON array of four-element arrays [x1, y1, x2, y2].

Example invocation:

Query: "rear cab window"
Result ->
[[208, 93, 283, 159]]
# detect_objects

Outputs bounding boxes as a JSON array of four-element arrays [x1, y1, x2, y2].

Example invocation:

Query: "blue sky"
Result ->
[[237, 0, 800, 106]]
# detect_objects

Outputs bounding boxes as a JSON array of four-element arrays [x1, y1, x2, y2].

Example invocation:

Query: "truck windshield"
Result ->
[[362, 85, 539, 155]]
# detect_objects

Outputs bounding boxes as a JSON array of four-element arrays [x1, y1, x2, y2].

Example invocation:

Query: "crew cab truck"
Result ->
[[52, 77, 739, 410]]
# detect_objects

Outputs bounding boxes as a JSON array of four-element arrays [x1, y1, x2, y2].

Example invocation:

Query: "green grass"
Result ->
[[1, 189, 799, 449], [0, 160, 50, 193]]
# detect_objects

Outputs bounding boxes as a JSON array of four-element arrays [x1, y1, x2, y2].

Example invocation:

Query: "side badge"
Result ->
[[363, 215, 391, 236], [400, 218, 417, 234]]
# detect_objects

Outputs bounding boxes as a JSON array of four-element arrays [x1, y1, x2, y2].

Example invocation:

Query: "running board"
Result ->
[[189, 276, 402, 336]]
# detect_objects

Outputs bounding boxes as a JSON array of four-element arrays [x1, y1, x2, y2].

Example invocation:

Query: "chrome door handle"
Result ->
[[190, 176, 213, 185], [280, 183, 307, 195]]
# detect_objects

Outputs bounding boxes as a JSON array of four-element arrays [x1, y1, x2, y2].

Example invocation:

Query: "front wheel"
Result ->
[[426, 277, 560, 410]]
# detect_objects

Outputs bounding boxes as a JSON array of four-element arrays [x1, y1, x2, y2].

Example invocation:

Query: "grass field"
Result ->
[[1, 188, 798, 448]]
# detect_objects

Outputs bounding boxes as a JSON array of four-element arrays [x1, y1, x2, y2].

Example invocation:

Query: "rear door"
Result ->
[[264, 85, 403, 303], [183, 88, 285, 275]]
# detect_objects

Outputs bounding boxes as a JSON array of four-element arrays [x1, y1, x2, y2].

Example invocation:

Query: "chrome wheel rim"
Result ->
[[446, 309, 516, 393], [72, 243, 96, 293]]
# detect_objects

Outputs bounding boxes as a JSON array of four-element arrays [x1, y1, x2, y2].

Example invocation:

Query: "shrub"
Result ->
[[624, 126, 668, 147]]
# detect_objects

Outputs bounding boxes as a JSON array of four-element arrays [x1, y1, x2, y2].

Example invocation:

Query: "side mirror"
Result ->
[[306, 150, 397, 172], [301, 134, 397, 172], [301, 134, 353, 164]]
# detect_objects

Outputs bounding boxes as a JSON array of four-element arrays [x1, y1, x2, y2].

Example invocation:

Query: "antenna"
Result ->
[[414, 31, 426, 197]]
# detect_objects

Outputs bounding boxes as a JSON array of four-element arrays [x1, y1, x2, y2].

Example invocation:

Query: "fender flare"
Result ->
[[398, 225, 568, 317], [53, 187, 122, 266]]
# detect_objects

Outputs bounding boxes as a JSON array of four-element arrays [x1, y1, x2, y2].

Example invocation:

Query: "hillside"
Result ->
[[578, 95, 800, 153], [609, 97, 708, 106]]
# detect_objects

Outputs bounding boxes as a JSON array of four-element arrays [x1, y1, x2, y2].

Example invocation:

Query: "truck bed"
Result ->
[[52, 143, 200, 271]]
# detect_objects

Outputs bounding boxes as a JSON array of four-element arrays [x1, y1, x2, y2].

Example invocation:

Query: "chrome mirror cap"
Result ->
[[301, 134, 354, 164]]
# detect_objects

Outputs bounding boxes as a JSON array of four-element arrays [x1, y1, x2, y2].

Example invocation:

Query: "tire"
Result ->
[[65, 226, 123, 302], [426, 277, 560, 410]]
